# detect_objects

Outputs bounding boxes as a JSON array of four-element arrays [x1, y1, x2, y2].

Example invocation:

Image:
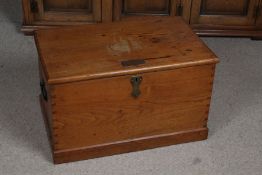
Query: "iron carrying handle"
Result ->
[[40, 80, 48, 101]]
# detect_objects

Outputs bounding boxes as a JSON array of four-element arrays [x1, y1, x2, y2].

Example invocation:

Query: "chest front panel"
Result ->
[[49, 64, 215, 151]]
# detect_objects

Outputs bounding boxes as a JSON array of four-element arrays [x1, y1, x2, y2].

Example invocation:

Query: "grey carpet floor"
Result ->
[[1, 1, 262, 175]]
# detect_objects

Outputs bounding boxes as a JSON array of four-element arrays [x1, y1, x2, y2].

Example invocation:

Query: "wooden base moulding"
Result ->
[[23, 24, 262, 38]]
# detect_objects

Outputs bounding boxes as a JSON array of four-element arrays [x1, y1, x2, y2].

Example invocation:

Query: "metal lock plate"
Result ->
[[121, 59, 145, 67], [130, 75, 143, 98]]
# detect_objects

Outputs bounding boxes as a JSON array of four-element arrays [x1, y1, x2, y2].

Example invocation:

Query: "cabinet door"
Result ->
[[256, 0, 262, 27], [114, 0, 192, 22], [30, 0, 101, 24], [191, 0, 260, 26]]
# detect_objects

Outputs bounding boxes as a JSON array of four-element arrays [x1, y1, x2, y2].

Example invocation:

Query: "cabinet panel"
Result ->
[[37, 0, 101, 23], [43, 0, 92, 12], [191, 0, 260, 26], [200, 0, 249, 15], [22, 0, 101, 26], [256, 0, 262, 28], [114, 0, 192, 22], [123, 0, 170, 15]]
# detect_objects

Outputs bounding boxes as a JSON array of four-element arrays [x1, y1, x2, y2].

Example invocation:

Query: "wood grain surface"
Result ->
[[36, 16, 218, 163], [50, 64, 215, 151], [35, 16, 218, 84], [53, 128, 208, 164]]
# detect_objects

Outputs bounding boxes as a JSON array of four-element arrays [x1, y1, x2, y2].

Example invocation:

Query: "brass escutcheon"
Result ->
[[130, 75, 143, 98]]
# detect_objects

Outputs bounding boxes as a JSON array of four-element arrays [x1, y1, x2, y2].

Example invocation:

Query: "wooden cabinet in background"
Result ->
[[22, 0, 262, 37], [191, 0, 262, 37]]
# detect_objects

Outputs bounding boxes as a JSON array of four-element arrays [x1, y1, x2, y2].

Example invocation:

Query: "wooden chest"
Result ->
[[34, 17, 218, 164]]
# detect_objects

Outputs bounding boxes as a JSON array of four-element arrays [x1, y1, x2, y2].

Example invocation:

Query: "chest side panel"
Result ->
[[51, 64, 215, 151]]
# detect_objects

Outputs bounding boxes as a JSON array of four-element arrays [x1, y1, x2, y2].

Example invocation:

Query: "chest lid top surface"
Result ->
[[35, 16, 218, 84]]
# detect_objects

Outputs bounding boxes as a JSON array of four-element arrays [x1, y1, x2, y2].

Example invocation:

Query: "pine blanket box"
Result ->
[[34, 16, 219, 164]]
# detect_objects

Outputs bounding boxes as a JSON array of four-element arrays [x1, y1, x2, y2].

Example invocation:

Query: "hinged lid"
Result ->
[[35, 16, 218, 85]]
